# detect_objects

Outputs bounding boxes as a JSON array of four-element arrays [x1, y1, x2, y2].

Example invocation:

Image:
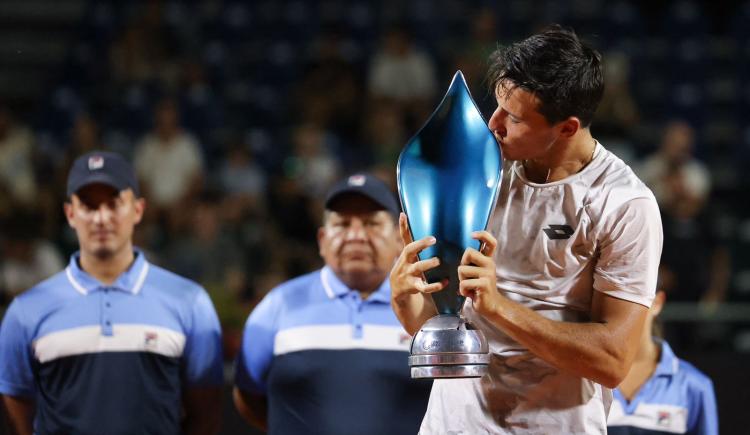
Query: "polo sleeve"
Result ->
[[593, 197, 663, 307], [182, 288, 224, 386], [234, 290, 281, 394], [0, 299, 35, 397], [687, 375, 719, 435]]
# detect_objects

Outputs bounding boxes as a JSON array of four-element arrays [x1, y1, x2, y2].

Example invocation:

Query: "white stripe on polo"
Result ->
[[274, 324, 410, 356], [33, 324, 186, 363]]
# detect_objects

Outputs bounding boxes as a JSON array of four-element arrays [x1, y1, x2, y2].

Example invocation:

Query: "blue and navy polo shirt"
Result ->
[[608, 340, 718, 435], [235, 266, 431, 435], [0, 250, 223, 435]]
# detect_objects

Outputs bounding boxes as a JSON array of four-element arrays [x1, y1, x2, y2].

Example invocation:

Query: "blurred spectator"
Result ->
[[133, 97, 205, 226], [638, 121, 729, 311], [638, 120, 710, 209], [218, 139, 267, 207], [0, 211, 64, 305], [284, 123, 341, 198], [367, 25, 438, 127], [164, 194, 245, 285], [0, 107, 37, 208]]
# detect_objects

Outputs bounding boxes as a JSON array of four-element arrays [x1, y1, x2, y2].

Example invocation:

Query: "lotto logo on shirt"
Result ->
[[542, 224, 574, 240]]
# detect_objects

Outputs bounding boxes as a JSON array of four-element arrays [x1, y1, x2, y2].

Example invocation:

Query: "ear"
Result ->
[[63, 201, 75, 229], [317, 226, 326, 257], [558, 116, 581, 138], [133, 197, 146, 225]]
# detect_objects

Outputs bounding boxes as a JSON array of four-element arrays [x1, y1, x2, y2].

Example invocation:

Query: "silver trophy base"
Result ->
[[408, 314, 490, 379]]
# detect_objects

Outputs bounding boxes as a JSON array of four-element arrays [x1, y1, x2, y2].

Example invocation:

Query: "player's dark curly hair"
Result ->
[[487, 25, 604, 128]]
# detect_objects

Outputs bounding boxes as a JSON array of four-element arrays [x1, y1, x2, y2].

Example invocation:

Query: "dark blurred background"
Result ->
[[0, 0, 749, 433]]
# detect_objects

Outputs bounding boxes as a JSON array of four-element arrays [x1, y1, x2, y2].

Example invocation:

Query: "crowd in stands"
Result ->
[[2, 0, 750, 358]]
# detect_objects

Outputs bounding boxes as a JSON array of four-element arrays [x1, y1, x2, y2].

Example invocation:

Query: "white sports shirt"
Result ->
[[420, 143, 663, 434]]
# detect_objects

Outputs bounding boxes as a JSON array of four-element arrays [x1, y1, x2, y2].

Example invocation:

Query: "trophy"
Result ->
[[397, 71, 502, 379]]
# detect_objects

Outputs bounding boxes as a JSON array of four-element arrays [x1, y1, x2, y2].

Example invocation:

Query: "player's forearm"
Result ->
[[483, 298, 644, 388], [391, 292, 438, 336]]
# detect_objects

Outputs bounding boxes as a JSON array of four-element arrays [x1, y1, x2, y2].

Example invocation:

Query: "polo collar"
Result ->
[[65, 249, 150, 295], [320, 266, 391, 303], [653, 339, 679, 377]]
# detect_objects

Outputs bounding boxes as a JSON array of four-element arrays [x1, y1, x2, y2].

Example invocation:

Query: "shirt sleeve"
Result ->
[[594, 197, 663, 307], [0, 299, 35, 397], [687, 374, 719, 435], [234, 290, 281, 394], [182, 288, 224, 387]]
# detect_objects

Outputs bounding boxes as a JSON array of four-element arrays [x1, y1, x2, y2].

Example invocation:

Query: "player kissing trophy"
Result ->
[[397, 71, 502, 379]]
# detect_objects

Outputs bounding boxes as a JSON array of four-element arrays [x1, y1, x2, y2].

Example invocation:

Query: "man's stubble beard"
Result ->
[[91, 245, 116, 260]]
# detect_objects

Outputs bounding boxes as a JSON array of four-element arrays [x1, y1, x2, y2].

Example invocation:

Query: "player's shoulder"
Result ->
[[590, 147, 652, 196], [584, 145, 658, 215]]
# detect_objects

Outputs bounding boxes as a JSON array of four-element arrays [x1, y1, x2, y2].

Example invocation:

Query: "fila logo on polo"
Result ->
[[144, 331, 159, 349], [543, 224, 574, 240], [657, 411, 671, 426]]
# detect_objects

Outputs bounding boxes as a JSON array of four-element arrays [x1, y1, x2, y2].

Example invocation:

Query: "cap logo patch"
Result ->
[[348, 174, 366, 186], [88, 156, 104, 170]]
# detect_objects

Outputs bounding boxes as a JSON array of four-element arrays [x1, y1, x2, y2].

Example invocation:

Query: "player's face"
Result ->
[[488, 82, 562, 161], [318, 196, 400, 285], [65, 184, 144, 260]]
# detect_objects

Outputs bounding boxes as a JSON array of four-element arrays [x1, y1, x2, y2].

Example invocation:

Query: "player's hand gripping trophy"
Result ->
[[398, 71, 502, 378]]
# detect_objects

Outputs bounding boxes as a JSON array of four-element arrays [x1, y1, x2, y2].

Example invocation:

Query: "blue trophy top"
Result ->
[[397, 71, 503, 315]]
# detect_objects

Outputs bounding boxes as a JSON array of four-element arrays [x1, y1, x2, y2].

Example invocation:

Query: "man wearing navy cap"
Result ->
[[0, 151, 224, 435], [233, 173, 431, 435]]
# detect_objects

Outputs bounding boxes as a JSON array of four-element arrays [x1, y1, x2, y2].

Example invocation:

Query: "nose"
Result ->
[[91, 204, 112, 224], [345, 219, 367, 241], [488, 107, 506, 138]]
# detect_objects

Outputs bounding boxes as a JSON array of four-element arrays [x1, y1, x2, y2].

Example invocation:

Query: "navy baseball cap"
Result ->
[[325, 173, 400, 216], [66, 151, 140, 197]]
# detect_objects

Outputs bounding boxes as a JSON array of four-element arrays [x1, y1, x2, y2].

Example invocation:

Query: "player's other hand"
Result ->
[[458, 231, 501, 316], [390, 213, 446, 303]]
